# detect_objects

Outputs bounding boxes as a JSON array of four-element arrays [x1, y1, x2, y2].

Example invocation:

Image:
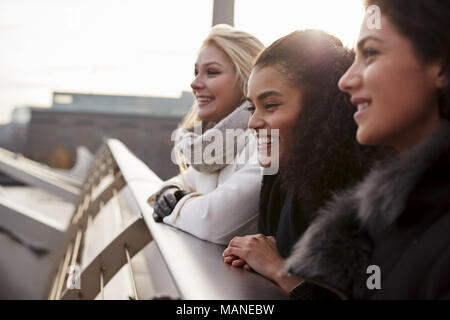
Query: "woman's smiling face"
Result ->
[[191, 44, 243, 123], [247, 66, 303, 167], [338, 15, 444, 152]]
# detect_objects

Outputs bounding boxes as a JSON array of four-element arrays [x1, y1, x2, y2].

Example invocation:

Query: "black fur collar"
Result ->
[[285, 121, 450, 298]]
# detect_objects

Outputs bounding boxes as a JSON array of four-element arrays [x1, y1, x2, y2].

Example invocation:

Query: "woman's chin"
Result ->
[[356, 126, 379, 146], [197, 112, 213, 122], [258, 154, 272, 168], [197, 104, 217, 121]]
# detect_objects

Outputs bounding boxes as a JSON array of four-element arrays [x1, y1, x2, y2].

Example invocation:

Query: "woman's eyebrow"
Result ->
[[256, 90, 282, 101], [357, 35, 384, 51], [246, 91, 283, 104], [195, 61, 224, 68]]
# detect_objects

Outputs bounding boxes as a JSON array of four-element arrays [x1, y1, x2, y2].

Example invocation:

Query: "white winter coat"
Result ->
[[149, 130, 261, 245]]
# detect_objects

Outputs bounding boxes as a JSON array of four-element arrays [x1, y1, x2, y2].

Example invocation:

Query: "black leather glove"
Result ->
[[153, 185, 187, 222]]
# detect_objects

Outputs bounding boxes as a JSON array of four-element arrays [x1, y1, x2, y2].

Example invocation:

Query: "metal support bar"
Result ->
[[212, 0, 234, 26], [60, 217, 153, 300], [125, 245, 139, 300], [0, 196, 65, 254], [67, 174, 125, 245], [45, 166, 126, 299], [55, 242, 74, 299], [48, 260, 63, 300], [85, 159, 117, 193], [0, 149, 81, 203], [66, 229, 83, 289], [0, 147, 82, 187], [100, 268, 105, 300]]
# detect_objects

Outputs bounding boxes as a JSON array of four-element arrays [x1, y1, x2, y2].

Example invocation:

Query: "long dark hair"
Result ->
[[364, 0, 450, 121], [255, 30, 384, 211]]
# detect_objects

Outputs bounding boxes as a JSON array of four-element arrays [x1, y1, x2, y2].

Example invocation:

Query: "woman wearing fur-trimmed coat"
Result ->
[[286, 0, 450, 300], [286, 123, 450, 299]]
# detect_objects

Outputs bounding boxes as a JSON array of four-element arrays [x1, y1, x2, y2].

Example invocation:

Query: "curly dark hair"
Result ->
[[255, 30, 385, 211], [364, 0, 450, 120]]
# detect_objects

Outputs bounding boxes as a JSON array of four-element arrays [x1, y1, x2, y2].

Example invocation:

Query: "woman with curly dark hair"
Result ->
[[286, 0, 450, 299], [222, 29, 383, 295]]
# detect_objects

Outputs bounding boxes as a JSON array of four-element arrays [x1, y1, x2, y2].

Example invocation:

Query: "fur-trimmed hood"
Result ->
[[285, 121, 450, 299]]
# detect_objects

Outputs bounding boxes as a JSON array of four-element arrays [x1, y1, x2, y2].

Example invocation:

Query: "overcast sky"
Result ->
[[0, 0, 364, 124]]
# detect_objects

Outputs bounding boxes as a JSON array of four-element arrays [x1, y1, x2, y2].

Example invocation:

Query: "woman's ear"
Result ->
[[435, 61, 448, 88]]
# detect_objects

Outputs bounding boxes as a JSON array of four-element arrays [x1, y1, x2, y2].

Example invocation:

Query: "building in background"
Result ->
[[8, 91, 193, 180]]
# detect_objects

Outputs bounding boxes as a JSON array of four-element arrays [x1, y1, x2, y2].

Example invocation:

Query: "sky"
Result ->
[[0, 0, 365, 124]]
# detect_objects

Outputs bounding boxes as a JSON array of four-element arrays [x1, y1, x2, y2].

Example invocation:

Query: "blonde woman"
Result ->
[[148, 25, 264, 245]]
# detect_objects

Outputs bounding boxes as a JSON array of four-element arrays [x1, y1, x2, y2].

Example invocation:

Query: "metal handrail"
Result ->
[[108, 139, 289, 300], [48, 139, 288, 300]]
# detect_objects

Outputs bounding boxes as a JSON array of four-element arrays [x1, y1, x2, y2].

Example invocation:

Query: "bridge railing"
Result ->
[[47, 139, 288, 300], [0, 147, 81, 203]]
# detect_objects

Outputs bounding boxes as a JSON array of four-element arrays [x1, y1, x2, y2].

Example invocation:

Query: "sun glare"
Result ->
[[0, 0, 366, 124], [235, 0, 365, 48]]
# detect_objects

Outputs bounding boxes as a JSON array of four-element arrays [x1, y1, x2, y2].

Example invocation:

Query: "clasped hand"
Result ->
[[222, 234, 284, 280], [223, 234, 302, 293]]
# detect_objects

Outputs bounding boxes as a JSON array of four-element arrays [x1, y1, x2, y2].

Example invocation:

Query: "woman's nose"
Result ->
[[338, 63, 361, 94], [248, 109, 265, 130], [191, 75, 204, 91]]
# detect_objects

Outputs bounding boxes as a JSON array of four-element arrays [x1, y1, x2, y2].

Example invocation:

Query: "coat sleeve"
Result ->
[[147, 169, 196, 207], [288, 281, 341, 300], [426, 244, 450, 300], [162, 159, 262, 245]]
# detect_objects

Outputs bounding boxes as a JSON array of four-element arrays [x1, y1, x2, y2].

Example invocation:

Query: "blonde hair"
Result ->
[[180, 24, 264, 128], [176, 25, 264, 172]]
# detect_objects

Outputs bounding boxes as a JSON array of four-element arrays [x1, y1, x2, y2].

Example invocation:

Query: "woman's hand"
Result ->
[[223, 234, 282, 278], [153, 185, 187, 222], [223, 234, 302, 293], [223, 255, 252, 270]]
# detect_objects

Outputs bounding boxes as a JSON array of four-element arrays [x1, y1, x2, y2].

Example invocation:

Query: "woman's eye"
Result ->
[[362, 48, 379, 60], [207, 69, 220, 75], [265, 103, 280, 110], [194, 70, 198, 76], [246, 105, 255, 113]]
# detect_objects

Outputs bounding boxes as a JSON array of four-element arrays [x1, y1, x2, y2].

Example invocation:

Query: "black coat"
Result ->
[[258, 173, 315, 259], [285, 121, 450, 300]]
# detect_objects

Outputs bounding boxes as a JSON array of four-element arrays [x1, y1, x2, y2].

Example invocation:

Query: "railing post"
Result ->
[[125, 244, 139, 300], [100, 267, 105, 300]]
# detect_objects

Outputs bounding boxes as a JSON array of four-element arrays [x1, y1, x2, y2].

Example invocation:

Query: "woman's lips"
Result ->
[[354, 101, 371, 122], [257, 136, 273, 151], [196, 96, 214, 107], [257, 143, 271, 151]]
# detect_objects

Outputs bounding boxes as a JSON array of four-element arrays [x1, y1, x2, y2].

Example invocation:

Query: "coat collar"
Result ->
[[285, 121, 450, 298]]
